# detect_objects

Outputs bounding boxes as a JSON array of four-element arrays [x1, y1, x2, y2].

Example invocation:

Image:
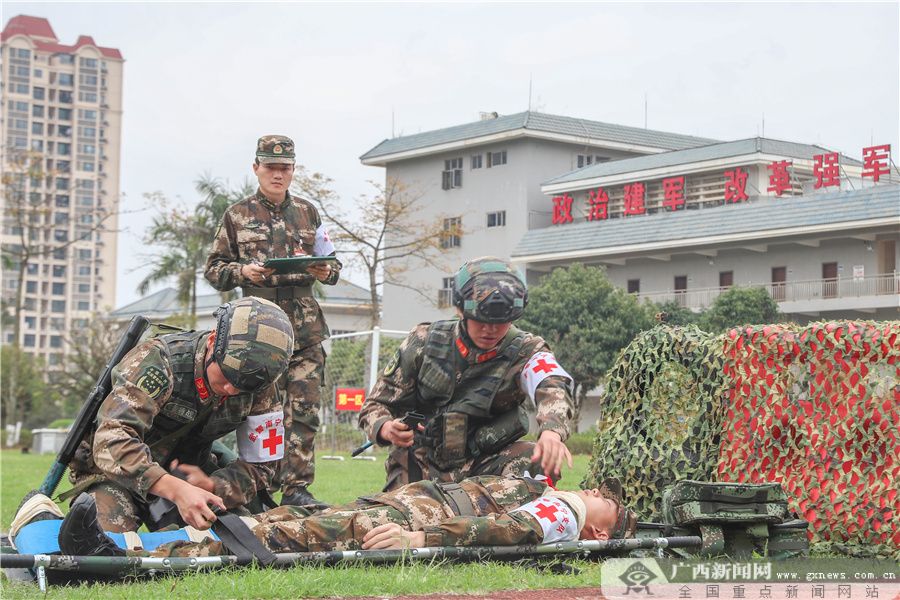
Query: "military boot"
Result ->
[[58, 493, 125, 557], [280, 486, 330, 510]]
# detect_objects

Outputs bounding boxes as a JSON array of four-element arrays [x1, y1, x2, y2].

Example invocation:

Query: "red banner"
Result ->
[[335, 387, 365, 412]]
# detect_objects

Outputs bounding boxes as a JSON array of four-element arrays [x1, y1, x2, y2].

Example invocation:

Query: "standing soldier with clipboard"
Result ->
[[205, 135, 341, 508]]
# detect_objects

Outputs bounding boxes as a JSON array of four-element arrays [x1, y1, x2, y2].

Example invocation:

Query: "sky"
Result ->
[[6, 1, 900, 308]]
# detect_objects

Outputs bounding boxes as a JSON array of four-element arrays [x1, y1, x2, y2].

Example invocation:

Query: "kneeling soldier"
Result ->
[[65, 297, 294, 532], [359, 257, 576, 491]]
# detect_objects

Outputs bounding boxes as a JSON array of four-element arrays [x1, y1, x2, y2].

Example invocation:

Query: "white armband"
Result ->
[[313, 223, 335, 256], [236, 411, 285, 462], [510, 496, 579, 543], [520, 352, 572, 401]]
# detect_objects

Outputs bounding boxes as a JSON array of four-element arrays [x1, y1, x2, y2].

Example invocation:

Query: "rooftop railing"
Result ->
[[637, 272, 899, 310]]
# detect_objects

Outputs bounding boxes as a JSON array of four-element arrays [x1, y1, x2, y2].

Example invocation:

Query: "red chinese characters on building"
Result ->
[[724, 167, 749, 203], [586, 188, 609, 221], [662, 176, 685, 211], [767, 160, 792, 196], [623, 182, 646, 216], [552, 194, 573, 224], [813, 152, 840, 189], [861, 144, 891, 183]]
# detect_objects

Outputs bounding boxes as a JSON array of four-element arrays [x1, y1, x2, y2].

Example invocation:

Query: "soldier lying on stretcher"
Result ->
[[58, 474, 637, 557]]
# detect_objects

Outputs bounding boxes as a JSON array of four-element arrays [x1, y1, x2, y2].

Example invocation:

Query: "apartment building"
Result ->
[[1, 15, 123, 373], [360, 111, 716, 329]]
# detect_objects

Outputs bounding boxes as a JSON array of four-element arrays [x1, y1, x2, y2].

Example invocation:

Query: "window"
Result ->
[[79, 126, 97, 137], [57, 54, 74, 65], [30, 140, 44, 152], [26, 281, 37, 294], [51, 300, 66, 313], [8, 100, 28, 112], [24, 316, 36, 329], [53, 265, 66, 277], [58, 125, 72, 137], [438, 277, 455, 308], [58, 73, 74, 86], [441, 158, 463, 190], [78, 248, 92, 260], [79, 143, 96, 155], [486, 211, 506, 228], [80, 58, 99, 69], [15, 48, 32, 59], [57, 143, 71, 155], [441, 217, 462, 249], [32, 104, 44, 117], [77, 283, 90, 293], [486, 150, 507, 168], [79, 109, 97, 120], [577, 154, 609, 168], [55, 194, 70, 207], [14, 65, 30, 77], [56, 160, 71, 173], [50, 335, 63, 348], [24, 334, 36, 347], [78, 91, 96, 103], [79, 74, 98, 86], [719, 271, 733, 289], [33, 86, 45, 100], [58, 108, 72, 120], [674, 276, 688, 307], [80, 161, 95, 172], [627, 279, 640, 294], [471, 154, 483, 169], [78, 265, 91, 275], [32, 122, 44, 135], [12, 118, 28, 130], [33, 68, 43, 78], [55, 178, 69, 190], [52, 282, 66, 295], [77, 301, 91, 311]]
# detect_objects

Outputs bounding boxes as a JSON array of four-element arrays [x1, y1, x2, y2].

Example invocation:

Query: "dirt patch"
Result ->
[[342, 588, 601, 600]]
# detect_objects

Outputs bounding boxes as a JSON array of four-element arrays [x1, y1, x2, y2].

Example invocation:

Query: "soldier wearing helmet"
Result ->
[[359, 257, 576, 491], [65, 297, 294, 533]]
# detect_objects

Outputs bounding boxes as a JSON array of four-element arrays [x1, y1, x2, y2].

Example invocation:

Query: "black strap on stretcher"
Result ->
[[211, 511, 276, 566]]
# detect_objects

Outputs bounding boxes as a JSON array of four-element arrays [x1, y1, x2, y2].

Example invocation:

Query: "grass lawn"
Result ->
[[1, 450, 602, 598]]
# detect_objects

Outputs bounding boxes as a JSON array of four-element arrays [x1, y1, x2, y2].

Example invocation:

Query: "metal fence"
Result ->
[[318, 327, 408, 460]]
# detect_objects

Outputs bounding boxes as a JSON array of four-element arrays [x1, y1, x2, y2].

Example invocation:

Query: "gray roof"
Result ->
[[512, 184, 900, 260], [361, 111, 718, 161], [546, 137, 864, 186], [110, 280, 374, 318]]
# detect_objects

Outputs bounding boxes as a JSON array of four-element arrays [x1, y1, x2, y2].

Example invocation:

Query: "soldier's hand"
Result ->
[[362, 523, 425, 550], [241, 263, 274, 285], [378, 419, 420, 448], [170, 459, 215, 492], [172, 481, 226, 530], [532, 430, 573, 480], [307, 263, 332, 282]]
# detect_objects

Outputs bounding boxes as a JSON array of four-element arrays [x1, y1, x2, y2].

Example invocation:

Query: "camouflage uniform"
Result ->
[[67, 332, 283, 532], [204, 135, 341, 498], [149, 475, 562, 557], [359, 319, 574, 491]]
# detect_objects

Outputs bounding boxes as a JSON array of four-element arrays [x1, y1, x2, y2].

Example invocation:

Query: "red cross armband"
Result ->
[[236, 410, 285, 462], [520, 352, 573, 401], [510, 496, 579, 543]]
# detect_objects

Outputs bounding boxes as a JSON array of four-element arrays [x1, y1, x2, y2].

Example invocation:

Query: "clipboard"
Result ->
[[262, 256, 339, 275]]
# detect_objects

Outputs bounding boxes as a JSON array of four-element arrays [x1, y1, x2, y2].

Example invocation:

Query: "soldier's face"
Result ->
[[204, 333, 241, 397], [253, 162, 294, 200], [575, 488, 619, 541], [465, 318, 512, 350]]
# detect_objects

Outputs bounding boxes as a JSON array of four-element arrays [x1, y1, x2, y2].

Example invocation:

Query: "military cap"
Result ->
[[256, 135, 295, 164], [598, 478, 638, 539]]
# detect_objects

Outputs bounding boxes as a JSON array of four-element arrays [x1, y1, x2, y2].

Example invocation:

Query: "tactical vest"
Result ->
[[415, 320, 529, 470], [144, 332, 254, 466]]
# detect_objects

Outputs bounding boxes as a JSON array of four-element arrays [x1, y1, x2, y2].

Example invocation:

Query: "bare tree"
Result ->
[[1, 148, 121, 427], [291, 168, 453, 328]]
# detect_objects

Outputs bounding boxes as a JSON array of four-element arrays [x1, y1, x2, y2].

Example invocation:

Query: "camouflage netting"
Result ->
[[718, 322, 899, 559], [583, 325, 726, 518], [585, 321, 899, 560]]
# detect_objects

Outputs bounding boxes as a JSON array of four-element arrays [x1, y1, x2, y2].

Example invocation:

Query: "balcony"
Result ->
[[638, 273, 899, 315]]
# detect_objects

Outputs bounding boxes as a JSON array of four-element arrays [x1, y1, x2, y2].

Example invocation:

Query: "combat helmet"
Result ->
[[211, 297, 293, 392], [452, 257, 528, 323]]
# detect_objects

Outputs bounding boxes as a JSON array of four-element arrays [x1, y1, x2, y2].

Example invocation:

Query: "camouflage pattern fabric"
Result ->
[[255, 135, 295, 164], [359, 320, 574, 490], [586, 320, 899, 561], [145, 475, 551, 557], [718, 321, 899, 560], [661, 480, 789, 525], [205, 188, 341, 493], [584, 324, 726, 519], [454, 257, 528, 323], [275, 344, 325, 494], [67, 333, 282, 531]]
